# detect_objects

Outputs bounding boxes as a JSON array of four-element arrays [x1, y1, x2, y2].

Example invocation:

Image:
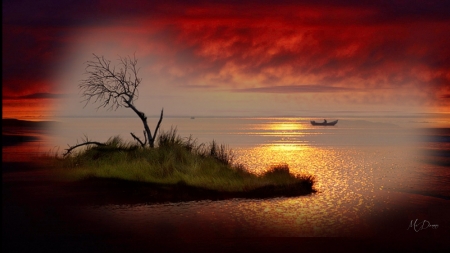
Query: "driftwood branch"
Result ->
[[63, 141, 106, 157]]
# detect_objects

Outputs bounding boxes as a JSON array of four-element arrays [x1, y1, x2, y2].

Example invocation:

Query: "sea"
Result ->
[[3, 114, 450, 242]]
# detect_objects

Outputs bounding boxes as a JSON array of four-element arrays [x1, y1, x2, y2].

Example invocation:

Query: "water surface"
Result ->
[[3, 116, 450, 238]]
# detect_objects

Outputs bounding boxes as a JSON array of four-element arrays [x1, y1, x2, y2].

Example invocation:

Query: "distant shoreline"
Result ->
[[2, 118, 56, 129], [2, 134, 40, 147]]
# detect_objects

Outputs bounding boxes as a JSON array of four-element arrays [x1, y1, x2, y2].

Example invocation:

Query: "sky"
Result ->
[[3, 0, 450, 119]]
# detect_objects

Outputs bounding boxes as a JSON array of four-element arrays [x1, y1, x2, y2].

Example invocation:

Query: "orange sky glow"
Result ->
[[3, 1, 450, 120]]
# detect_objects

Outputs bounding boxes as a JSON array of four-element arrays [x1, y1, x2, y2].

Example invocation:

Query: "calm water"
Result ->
[[3, 116, 450, 237]]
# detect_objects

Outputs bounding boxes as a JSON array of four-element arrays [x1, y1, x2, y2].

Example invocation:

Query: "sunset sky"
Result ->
[[3, 0, 450, 119]]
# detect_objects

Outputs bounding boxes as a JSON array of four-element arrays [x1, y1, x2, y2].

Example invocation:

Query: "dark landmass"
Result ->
[[2, 118, 58, 147], [423, 128, 450, 143], [2, 119, 57, 142], [2, 118, 56, 129], [2, 134, 40, 146]]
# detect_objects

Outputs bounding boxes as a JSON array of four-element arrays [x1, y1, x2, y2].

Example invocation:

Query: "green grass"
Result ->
[[49, 128, 315, 193]]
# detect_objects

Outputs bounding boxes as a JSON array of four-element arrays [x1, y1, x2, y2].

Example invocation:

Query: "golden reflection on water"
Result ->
[[230, 143, 378, 236], [229, 119, 421, 236], [266, 121, 304, 131]]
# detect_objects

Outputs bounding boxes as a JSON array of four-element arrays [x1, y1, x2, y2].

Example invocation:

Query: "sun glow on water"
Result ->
[[267, 121, 305, 131]]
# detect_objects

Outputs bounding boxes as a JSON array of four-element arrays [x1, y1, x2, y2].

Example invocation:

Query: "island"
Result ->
[[40, 129, 316, 205]]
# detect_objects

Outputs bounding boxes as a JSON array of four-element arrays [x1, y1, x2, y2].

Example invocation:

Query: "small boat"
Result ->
[[310, 119, 338, 126]]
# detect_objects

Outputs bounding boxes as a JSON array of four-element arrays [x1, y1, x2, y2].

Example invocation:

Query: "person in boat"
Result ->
[[323, 119, 327, 124]]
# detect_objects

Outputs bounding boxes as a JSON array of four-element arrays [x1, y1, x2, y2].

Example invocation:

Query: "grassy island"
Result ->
[[48, 129, 315, 204]]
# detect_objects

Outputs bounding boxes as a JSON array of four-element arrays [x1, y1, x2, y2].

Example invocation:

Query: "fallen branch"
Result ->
[[63, 141, 107, 157]]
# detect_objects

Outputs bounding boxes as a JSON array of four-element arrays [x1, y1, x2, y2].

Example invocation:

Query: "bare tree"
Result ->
[[79, 54, 163, 148]]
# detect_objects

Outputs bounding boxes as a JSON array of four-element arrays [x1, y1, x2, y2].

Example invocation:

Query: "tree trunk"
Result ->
[[125, 101, 163, 148]]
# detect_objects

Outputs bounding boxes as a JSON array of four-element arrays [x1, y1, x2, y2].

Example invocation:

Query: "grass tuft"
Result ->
[[264, 163, 291, 176]]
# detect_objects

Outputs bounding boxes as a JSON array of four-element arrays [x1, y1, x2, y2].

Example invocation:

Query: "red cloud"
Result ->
[[150, 3, 449, 107]]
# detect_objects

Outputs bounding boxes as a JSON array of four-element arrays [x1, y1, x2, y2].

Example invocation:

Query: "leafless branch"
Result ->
[[63, 139, 107, 157], [80, 54, 141, 111], [130, 132, 146, 147], [153, 108, 164, 143], [79, 54, 163, 148]]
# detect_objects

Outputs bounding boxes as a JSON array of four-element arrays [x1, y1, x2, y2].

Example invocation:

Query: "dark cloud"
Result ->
[[236, 85, 357, 93], [2, 92, 69, 100], [18, 93, 69, 99]]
